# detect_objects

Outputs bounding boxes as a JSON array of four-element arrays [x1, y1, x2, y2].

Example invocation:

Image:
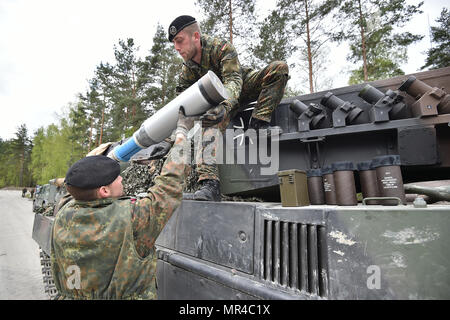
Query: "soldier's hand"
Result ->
[[148, 140, 172, 160], [200, 101, 231, 127], [176, 106, 199, 136], [86, 142, 113, 157]]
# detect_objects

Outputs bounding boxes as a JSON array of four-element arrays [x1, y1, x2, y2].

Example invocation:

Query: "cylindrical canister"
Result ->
[[399, 75, 450, 114], [321, 92, 363, 124], [398, 76, 431, 100], [109, 71, 228, 162], [357, 160, 380, 205], [358, 84, 385, 104], [321, 165, 337, 205], [321, 92, 344, 111], [306, 169, 325, 205], [332, 161, 357, 206], [370, 155, 406, 205], [290, 99, 309, 116], [359, 85, 407, 120], [140, 70, 228, 143]]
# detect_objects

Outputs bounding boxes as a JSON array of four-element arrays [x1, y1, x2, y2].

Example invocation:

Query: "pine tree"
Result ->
[[79, 62, 114, 148], [195, 0, 257, 64], [254, 0, 334, 93], [0, 138, 15, 187], [109, 38, 151, 140], [89, 63, 114, 149], [144, 23, 182, 112], [67, 101, 91, 162], [253, 9, 292, 64], [11, 124, 32, 186], [421, 7, 450, 70], [30, 128, 46, 185], [327, 0, 423, 84]]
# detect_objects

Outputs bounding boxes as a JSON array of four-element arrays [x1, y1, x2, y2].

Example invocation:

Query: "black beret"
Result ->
[[168, 15, 196, 42], [65, 155, 120, 189]]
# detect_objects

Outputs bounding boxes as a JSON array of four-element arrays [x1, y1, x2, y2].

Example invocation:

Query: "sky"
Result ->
[[0, 0, 447, 140]]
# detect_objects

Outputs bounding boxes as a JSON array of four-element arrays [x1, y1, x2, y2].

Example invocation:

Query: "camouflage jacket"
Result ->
[[176, 34, 251, 113], [50, 137, 188, 299]]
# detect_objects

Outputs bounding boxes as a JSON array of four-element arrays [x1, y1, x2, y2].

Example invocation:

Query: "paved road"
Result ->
[[0, 190, 48, 300]]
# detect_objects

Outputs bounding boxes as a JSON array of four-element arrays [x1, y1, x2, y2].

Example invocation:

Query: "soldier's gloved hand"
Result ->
[[86, 142, 113, 157], [175, 106, 199, 137], [148, 140, 172, 160], [104, 139, 126, 157], [200, 100, 231, 127]]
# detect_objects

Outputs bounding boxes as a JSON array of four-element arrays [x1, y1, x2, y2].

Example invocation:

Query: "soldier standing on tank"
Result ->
[[147, 15, 289, 202], [50, 109, 196, 299]]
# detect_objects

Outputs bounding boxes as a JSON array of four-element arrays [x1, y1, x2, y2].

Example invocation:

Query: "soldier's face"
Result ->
[[173, 30, 198, 62], [108, 175, 124, 198]]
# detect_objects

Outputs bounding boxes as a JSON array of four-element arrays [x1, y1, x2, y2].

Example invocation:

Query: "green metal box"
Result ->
[[277, 169, 310, 207]]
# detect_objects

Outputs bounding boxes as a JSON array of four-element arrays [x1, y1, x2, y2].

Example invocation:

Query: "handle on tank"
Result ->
[[362, 197, 402, 206]]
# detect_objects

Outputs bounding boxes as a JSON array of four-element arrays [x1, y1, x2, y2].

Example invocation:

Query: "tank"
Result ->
[[32, 184, 50, 213], [32, 66, 450, 300], [31, 178, 67, 299]]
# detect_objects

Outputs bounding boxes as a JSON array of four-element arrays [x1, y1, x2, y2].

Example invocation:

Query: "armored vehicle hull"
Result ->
[[32, 200, 450, 299], [221, 67, 450, 199], [32, 67, 450, 299], [155, 201, 450, 299]]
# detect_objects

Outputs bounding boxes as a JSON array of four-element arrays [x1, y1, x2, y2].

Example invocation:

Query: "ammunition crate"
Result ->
[[277, 169, 310, 207]]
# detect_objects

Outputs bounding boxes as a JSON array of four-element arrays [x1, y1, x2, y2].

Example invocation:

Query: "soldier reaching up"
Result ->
[[149, 15, 289, 202], [50, 108, 196, 299]]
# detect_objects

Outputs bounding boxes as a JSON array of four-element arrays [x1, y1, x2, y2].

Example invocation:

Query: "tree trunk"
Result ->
[[305, 0, 314, 93], [161, 61, 167, 106], [19, 149, 24, 187], [229, 0, 233, 44], [131, 68, 137, 119], [357, 0, 368, 81], [88, 116, 93, 150], [99, 104, 105, 146]]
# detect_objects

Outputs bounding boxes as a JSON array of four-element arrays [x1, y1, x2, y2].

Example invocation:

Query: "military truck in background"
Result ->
[[32, 67, 450, 299], [32, 184, 49, 213], [31, 178, 66, 298], [32, 178, 66, 214]]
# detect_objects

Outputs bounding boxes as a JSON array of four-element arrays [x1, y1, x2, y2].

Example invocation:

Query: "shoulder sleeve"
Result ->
[[216, 40, 243, 108], [130, 136, 188, 257], [176, 65, 196, 95]]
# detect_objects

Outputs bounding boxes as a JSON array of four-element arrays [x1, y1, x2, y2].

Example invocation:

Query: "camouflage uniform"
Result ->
[[50, 138, 188, 299], [177, 34, 289, 181]]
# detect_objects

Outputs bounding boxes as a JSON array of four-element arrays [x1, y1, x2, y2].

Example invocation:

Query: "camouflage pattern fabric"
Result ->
[[177, 34, 243, 111], [176, 34, 289, 181], [50, 137, 188, 299], [240, 61, 289, 122]]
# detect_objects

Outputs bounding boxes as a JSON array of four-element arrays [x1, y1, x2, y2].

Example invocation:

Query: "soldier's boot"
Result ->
[[249, 118, 283, 136], [193, 179, 221, 202]]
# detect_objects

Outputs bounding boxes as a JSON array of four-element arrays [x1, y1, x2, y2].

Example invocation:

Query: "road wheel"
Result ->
[[39, 247, 58, 299]]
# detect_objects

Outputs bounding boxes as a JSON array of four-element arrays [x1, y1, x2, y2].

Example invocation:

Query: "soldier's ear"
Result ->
[[97, 186, 111, 199], [193, 31, 201, 42]]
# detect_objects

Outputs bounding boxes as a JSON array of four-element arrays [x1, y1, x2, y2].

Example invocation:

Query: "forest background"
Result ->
[[0, 0, 448, 187]]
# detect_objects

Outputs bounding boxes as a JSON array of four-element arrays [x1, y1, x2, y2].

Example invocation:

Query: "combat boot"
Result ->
[[193, 179, 221, 202]]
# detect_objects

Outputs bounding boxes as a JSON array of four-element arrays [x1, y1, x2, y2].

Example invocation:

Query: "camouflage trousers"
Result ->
[[196, 61, 289, 182]]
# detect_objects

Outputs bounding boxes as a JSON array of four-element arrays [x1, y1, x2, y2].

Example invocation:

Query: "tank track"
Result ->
[[39, 247, 58, 299]]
